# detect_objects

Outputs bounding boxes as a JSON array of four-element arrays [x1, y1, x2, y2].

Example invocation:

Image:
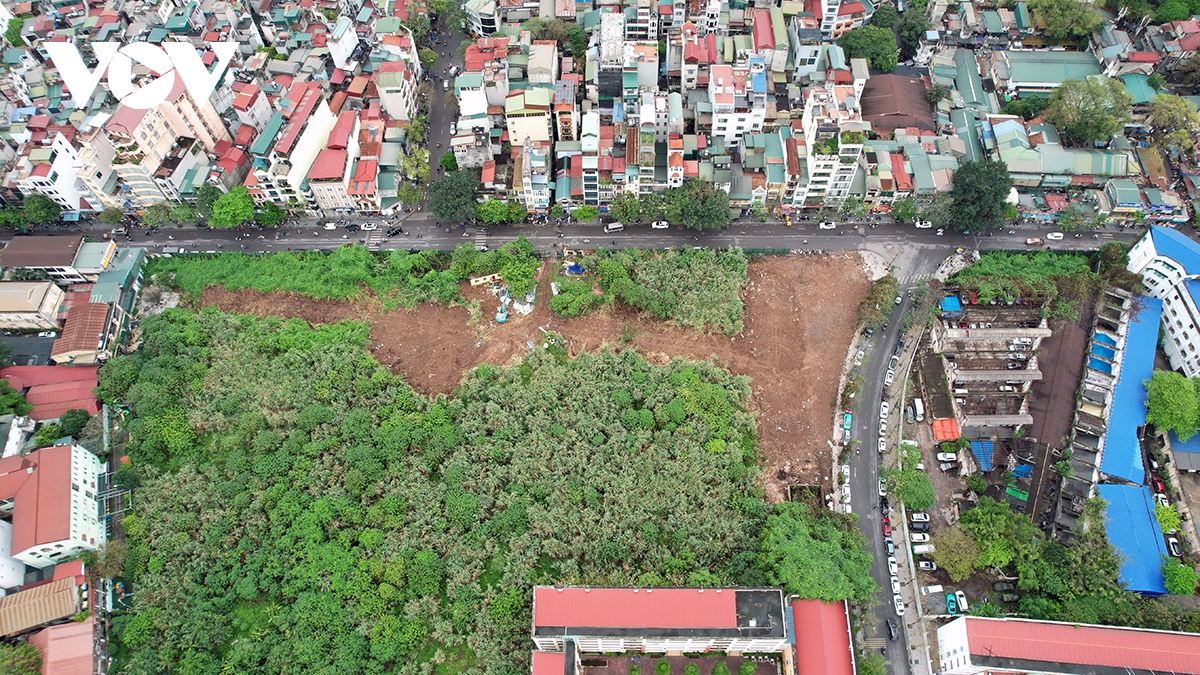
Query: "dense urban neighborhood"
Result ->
[[0, 0, 1197, 673]]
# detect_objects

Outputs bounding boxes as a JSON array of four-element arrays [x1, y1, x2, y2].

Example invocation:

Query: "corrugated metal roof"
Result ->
[[0, 577, 78, 637]]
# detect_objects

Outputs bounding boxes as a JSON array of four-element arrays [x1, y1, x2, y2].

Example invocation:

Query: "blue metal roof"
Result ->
[[1149, 226, 1200, 275], [1185, 278, 1200, 312], [1095, 484, 1168, 595], [941, 296, 962, 312], [1098, 296, 1162, 485], [971, 440, 994, 471]]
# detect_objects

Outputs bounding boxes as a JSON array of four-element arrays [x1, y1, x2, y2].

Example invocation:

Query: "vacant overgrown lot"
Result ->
[[104, 309, 875, 675]]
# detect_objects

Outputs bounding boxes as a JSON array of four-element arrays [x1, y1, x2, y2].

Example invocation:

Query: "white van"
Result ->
[[921, 584, 944, 595], [912, 544, 936, 555], [1046, 232, 1064, 240], [913, 397, 925, 422], [604, 223, 625, 233]]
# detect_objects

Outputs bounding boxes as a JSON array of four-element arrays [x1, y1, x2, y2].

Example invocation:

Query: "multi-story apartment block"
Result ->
[[624, 0, 658, 40], [376, 58, 421, 125], [7, 132, 99, 212], [329, 17, 361, 70], [792, 59, 869, 207], [709, 62, 768, 145], [0, 444, 104, 570], [464, 37, 511, 107], [464, 0, 499, 37], [1127, 227, 1200, 376], [244, 81, 337, 214], [554, 81, 578, 142], [0, 282, 63, 331], [506, 89, 553, 145], [528, 41, 559, 86], [232, 83, 274, 133], [515, 139, 551, 212]]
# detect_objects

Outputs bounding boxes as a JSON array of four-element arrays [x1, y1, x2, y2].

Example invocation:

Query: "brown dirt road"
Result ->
[[198, 253, 869, 500]]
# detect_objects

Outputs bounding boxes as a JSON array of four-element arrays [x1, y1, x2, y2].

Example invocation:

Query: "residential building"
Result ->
[[709, 62, 769, 146], [506, 89, 554, 145], [0, 367, 101, 422], [515, 139, 551, 212], [989, 50, 1101, 96], [329, 17, 361, 71], [0, 577, 83, 638], [375, 44, 423, 124], [0, 236, 99, 285], [463, 37, 511, 108], [308, 149, 353, 213], [0, 444, 104, 570], [937, 616, 1200, 675], [232, 84, 274, 133], [529, 41, 559, 86], [464, 0, 499, 36], [554, 81, 579, 142], [0, 282, 62, 331], [7, 131, 99, 213], [1128, 226, 1200, 376], [530, 587, 788, 654], [793, 59, 869, 206], [244, 82, 338, 214], [27, 616, 96, 675]]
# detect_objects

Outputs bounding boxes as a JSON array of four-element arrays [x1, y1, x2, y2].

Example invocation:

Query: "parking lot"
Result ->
[[0, 334, 55, 366]]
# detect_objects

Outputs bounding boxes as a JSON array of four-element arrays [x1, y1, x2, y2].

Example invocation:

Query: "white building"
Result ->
[[328, 17, 360, 71], [792, 58, 869, 206], [709, 62, 768, 145], [0, 444, 104, 570], [7, 132, 99, 212], [1128, 226, 1200, 375], [232, 84, 274, 133]]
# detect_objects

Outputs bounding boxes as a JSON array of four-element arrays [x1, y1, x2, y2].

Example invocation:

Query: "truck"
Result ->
[[1025, 237, 1043, 246]]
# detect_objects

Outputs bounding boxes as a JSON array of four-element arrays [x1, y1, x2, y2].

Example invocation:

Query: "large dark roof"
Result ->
[[0, 236, 84, 269], [860, 74, 936, 133]]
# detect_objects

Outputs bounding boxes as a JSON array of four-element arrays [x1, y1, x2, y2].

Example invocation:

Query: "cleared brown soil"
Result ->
[[197, 253, 869, 499]]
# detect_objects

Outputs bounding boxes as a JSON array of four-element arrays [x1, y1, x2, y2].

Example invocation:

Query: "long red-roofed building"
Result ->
[[792, 600, 854, 675], [937, 616, 1200, 675], [531, 587, 787, 654], [0, 444, 103, 570]]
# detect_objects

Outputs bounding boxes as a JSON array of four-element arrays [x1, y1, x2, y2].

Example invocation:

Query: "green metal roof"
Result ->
[[375, 16, 402, 33], [1122, 73, 1155, 105], [148, 28, 168, 42], [357, 6, 373, 22], [91, 248, 144, 304], [1004, 50, 1100, 87], [250, 112, 286, 155]]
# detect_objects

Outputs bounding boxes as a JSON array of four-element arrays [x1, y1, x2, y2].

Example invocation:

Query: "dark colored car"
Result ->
[[910, 522, 930, 533], [885, 538, 895, 555], [880, 496, 889, 511], [886, 619, 899, 641], [386, 226, 403, 237]]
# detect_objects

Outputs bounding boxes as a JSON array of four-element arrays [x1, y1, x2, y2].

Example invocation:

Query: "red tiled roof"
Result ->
[[0, 366, 100, 421], [27, 616, 94, 675], [276, 82, 321, 155], [308, 148, 348, 180], [891, 154, 911, 192], [50, 303, 109, 362], [328, 110, 356, 149], [1045, 193, 1068, 211], [1127, 51, 1161, 63], [963, 617, 1200, 673], [793, 600, 854, 675], [752, 9, 774, 51], [0, 446, 74, 557], [531, 652, 565, 675], [532, 588, 737, 629], [838, 1, 865, 15]]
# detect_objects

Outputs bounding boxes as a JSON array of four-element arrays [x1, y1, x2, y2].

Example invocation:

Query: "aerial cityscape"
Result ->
[[0, 0, 1197, 673]]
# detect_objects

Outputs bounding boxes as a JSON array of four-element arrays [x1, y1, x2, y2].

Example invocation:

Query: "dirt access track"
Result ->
[[198, 253, 870, 500]]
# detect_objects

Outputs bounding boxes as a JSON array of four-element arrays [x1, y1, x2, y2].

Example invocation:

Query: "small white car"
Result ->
[[449, 122, 457, 135], [651, 221, 669, 229], [955, 590, 969, 613], [917, 561, 937, 571], [891, 576, 901, 594], [1156, 492, 1170, 508], [841, 484, 851, 504], [878, 478, 888, 497], [894, 594, 905, 616], [881, 401, 890, 417], [937, 452, 958, 462], [361, 222, 378, 231], [885, 369, 896, 386], [880, 421, 888, 437], [910, 512, 930, 522], [888, 556, 898, 575], [895, 295, 903, 304], [819, 221, 836, 229], [37, 331, 57, 338], [1046, 232, 1064, 240], [911, 533, 930, 543], [915, 219, 932, 229], [878, 437, 887, 453]]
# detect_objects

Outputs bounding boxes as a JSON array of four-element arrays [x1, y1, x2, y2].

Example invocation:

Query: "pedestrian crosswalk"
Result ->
[[366, 229, 384, 250], [474, 231, 489, 250]]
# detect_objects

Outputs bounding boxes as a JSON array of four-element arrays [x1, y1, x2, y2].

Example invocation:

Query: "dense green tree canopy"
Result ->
[[210, 186, 256, 228], [1145, 370, 1200, 441], [256, 201, 285, 228], [195, 184, 222, 220], [837, 26, 898, 72], [949, 159, 1013, 231], [666, 180, 733, 231], [428, 170, 482, 222], [103, 309, 771, 675], [100, 207, 124, 225], [758, 502, 877, 602], [23, 193, 60, 223], [1029, 0, 1102, 39], [1044, 77, 1132, 144]]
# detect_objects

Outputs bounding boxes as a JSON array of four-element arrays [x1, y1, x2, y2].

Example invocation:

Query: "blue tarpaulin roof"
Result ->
[[941, 296, 962, 312], [1091, 344, 1116, 360], [971, 440, 994, 471], [1012, 464, 1032, 478], [1099, 296, 1162, 485], [566, 264, 584, 275], [1095, 484, 1168, 595], [1089, 357, 1113, 374], [1094, 332, 1116, 346]]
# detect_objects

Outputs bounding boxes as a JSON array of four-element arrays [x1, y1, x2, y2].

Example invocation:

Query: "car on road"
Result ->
[[651, 221, 669, 229], [955, 590, 968, 613], [880, 401, 890, 417], [917, 561, 937, 571], [1168, 535, 1183, 557], [324, 222, 337, 230], [879, 420, 888, 436], [910, 522, 930, 533], [880, 496, 889, 511], [915, 219, 932, 229], [386, 226, 403, 237], [882, 519, 892, 537], [890, 576, 901, 594], [946, 593, 958, 614], [36, 331, 57, 338], [895, 295, 903, 304], [443, 79, 450, 90], [818, 221, 836, 229], [993, 582, 1014, 592], [449, 122, 457, 135], [878, 478, 887, 497], [362, 222, 378, 231], [885, 369, 895, 386], [910, 533, 930, 543], [889, 354, 901, 369], [888, 556, 898, 575], [1025, 237, 1043, 246], [1152, 476, 1166, 493], [885, 538, 895, 555], [1156, 492, 1170, 508], [841, 483, 851, 504], [893, 594, 905, 616], [936, 452, 958, 462], [841, 464, 850, 480], [843, 412, 853, 431], [448, 65, 460, 77], [878, 437, 887, 454], [886, 619, 899, 640], [910, 512, 930, 522], [1046, 232, 1064, 240]]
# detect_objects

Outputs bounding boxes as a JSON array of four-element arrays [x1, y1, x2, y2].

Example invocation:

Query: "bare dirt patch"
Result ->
[[197, 253, 869, 500]]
